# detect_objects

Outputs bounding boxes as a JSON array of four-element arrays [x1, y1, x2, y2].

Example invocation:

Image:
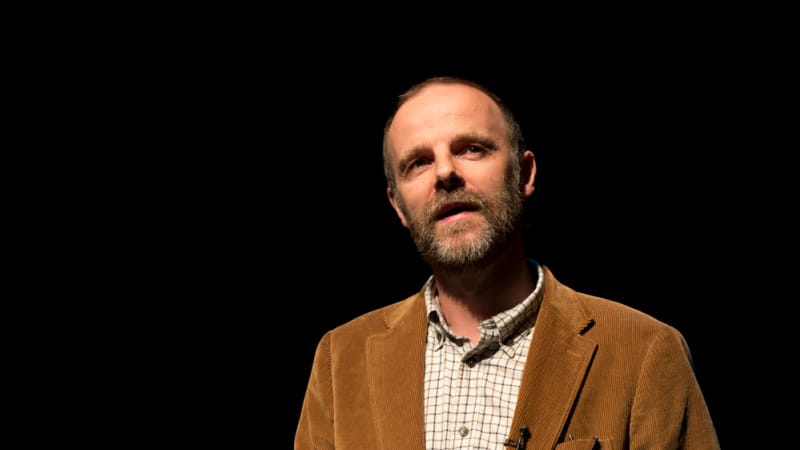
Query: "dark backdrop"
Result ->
[[139, 47, 771, 448]]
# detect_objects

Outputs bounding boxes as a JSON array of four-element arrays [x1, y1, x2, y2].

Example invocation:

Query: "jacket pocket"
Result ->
[[554, 437, 613, 450]]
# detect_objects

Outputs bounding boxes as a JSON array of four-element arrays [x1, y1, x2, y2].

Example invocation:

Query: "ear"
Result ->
[[387, 186, 409, 228], [519, 150, 536, 199]]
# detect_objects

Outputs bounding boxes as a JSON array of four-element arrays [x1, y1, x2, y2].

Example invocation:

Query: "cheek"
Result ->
[[399, 188, 429, 215], [463, 159, 510, 186], [398, 177, 435, 210], [470, 172, 507, 195]]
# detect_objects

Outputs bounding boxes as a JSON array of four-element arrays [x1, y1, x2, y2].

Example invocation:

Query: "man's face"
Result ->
[[385, 83, 529, 269]]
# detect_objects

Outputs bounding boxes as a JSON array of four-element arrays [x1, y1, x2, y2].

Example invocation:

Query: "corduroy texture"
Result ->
[[295, 265, 720, 449]]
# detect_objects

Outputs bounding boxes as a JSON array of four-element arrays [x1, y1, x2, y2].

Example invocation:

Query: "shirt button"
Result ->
[[459, 425, 469, 437]]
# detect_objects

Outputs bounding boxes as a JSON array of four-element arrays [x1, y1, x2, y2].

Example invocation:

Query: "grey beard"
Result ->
[[404, 185, 523, 271]]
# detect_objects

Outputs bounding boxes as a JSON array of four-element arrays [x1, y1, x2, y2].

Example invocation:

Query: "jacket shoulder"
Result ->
[[326, 291, 425, 340], [542, 265, 680, 338]]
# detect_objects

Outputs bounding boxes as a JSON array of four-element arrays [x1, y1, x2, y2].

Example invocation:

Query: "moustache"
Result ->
[[424, 191, 488, 223]]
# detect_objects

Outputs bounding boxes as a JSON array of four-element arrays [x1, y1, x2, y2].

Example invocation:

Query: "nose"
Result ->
[[434, 155, 464, 192]]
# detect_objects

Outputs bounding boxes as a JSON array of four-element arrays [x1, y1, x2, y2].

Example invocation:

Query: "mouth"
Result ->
[[435, 202, 480, 221]]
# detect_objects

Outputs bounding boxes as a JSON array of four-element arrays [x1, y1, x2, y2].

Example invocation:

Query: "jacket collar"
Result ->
[[364, 265, 596, 449]]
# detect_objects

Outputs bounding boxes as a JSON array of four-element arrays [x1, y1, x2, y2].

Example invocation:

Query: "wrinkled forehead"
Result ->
[[387, 84, 508, 153]]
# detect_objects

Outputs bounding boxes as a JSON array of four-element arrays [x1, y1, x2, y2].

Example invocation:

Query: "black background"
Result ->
[[128, 28, 788, 449]]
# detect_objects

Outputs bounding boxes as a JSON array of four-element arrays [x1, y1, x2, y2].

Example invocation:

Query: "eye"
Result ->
[[403, 158, 431, 177], [410, 159, 429, 169], [459, 144, 488, 159], [464, 145, 483, 154]]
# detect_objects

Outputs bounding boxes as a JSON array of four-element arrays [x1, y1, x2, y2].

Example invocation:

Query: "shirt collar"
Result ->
[[424, 259, 544, 345]]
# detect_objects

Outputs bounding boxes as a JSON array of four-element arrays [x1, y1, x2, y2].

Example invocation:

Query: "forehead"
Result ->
[[388, 83, 507, 151]]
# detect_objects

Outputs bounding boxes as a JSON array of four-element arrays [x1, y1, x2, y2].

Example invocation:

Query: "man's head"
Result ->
[[383, 77, 536, 271]]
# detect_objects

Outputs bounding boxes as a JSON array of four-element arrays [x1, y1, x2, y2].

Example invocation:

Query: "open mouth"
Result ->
[[435, 202, 479, 221]]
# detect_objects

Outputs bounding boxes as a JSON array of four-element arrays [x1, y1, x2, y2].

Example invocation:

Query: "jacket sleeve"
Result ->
[[295, 332, 335, 450], [630, 327, 720, 450]]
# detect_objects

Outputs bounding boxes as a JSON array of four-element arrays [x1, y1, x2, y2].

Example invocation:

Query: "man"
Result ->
[[295, 76, 720, 449]]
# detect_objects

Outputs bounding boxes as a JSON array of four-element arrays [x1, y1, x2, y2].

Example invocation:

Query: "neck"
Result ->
[[432, 236, 535, 343]]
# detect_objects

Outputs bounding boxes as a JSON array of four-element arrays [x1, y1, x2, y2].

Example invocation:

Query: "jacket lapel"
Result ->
[[509, 267, 598, 450], [365, 294, 428, 449], [360, 268, 596, 449]]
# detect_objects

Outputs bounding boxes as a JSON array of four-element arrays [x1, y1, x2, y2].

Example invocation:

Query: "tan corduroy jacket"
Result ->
[[295, 265, 720, 449]]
